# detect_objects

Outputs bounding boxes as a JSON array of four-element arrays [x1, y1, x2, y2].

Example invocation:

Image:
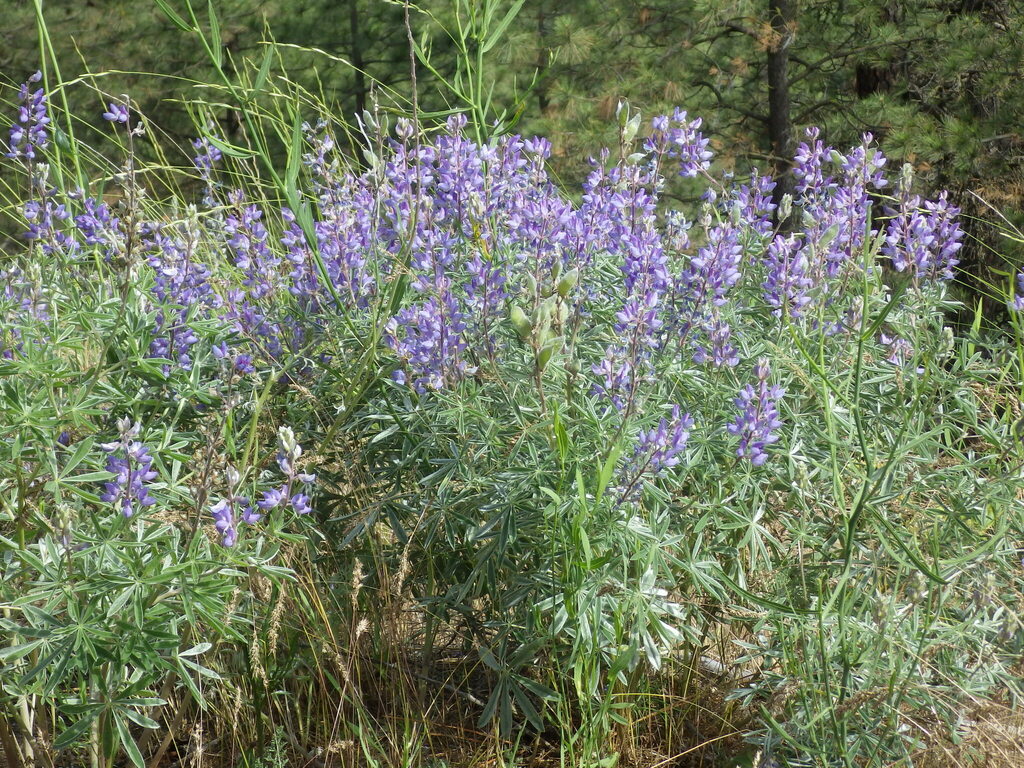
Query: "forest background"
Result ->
[[3, 0, 1023, 314]]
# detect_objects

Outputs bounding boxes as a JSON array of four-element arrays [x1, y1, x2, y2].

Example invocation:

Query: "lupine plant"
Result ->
[[1, 53, 1023, 768]]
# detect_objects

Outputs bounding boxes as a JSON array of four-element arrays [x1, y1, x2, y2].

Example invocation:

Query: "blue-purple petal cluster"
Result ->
[[884, 173, 962, 281], [634, 405, 694, 474], [99, 420, 158, 517], [210, 467, 260, 547], [6, 72, 48, 161], [257, 427, 316, 518], [728, 360, 784, 466], [645, 108, 713, 178], [763, 234, 812, 318], [102, 102, 130, 125], [1009, 273, 1024, 312], [677, 221, 743, 368], [619, 405, 694, 502]]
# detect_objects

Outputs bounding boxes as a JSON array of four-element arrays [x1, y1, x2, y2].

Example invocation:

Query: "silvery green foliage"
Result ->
[[1, 70, 1019, 768]]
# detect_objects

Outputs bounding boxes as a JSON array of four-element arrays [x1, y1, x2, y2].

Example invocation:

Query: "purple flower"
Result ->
[[241, 506, 262, 525], [880, 333, 919, 370], [793, 127, 830, 202], [884, 178, 962, 282], [6, 71, 49, 161], [234, 355, 254, 374], [586, 158, 670, 411], [734, 170, 777, 238], [644, 108, 713, 178], [387, 292, 472, 393], [676, 223, 743, 368], [763, 234, 813, 318], [822, 134, 887, 277], [193, 135, 222, 174], [18, 166, 78, 257], [192, 134, 223, 207], [635, 405, 694, 474], [790, 129, 888, 285], [210, 499, 237, 547], [75, 197, 123, 259], [210, 468, 261, 547], [224, 200, 280, 300], [257, 427, 316, 517], [1009, 273, 1024, 312], [465, 253, 508, 359], [140, 217, 219, 371], [99, 419, 158, 517], [728, 359, 784, 466], [102, 102, 129, 124], [290, 493, 312, 515], [258, 486, 287, 510], [619, 405, 694, 502]]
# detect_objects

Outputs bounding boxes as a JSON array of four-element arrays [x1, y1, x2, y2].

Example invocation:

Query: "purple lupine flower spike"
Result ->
[[677, 221, 743, 368], [763, 234, 813, 318], [139, 214, 217, 371], [192, 133, 223, 207], [644, 108, 713, 178], [210, 467, 259, 547], [618, 405, 694, 503], [728, 359, 784, 466], [6, 71, 49, 161], [210, 500, 237, 547], [636, 405, 694, 474], [884, 166, 962, 282], [259, 427, 316, 516], [99, 419, 158, 517]]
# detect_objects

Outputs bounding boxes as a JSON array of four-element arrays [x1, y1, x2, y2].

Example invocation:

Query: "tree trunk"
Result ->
[[767, 0, 796, 215]]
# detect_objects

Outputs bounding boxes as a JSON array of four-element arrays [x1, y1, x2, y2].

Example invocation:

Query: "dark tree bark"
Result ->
[[767, 0, 796, 215]]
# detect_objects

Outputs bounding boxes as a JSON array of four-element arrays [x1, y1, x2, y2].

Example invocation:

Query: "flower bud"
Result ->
[[900, 162, 914, 190], [277, 426, 298, 455], [556, 302, 569, 325], [940, 326, 955, 359], [778, 193, 793, 223], [622, 112, 642, 145], [510, 305, 532, 342], [537, 345, 554, 371], [556, 268, 579, 298]]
